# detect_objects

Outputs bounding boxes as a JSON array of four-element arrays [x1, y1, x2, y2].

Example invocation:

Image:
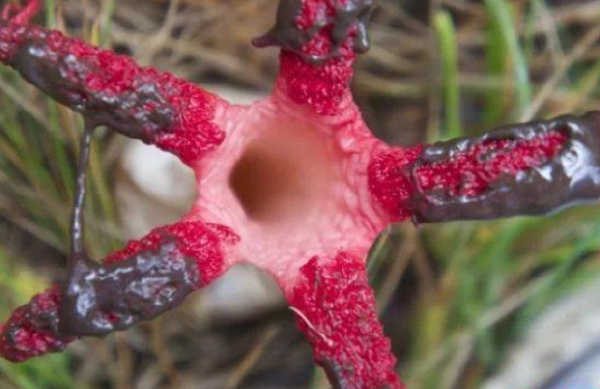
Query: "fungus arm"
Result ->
[[369, 112, 600, 223], [287, 252, 405, 389], [255, 0, 375, 115], [0, 221, 239, 362], [0, 0, 224, 165]]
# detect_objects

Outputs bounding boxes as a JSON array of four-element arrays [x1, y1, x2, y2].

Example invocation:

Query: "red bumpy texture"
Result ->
[[106, 221, 239, 285], [368, 145, 423, 222], [369, 132, 568, 222], [289, 253, 404, 389], [415, 131, 567, 198], [0, 221, 236, 362], [279, 0, 358, 115], [0, 286, 71, 363], [0, 13, 223, 165]]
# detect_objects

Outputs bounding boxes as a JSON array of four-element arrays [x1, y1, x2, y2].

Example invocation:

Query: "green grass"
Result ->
[[485, 0, 533, 124], [434, 10, 463, 141]]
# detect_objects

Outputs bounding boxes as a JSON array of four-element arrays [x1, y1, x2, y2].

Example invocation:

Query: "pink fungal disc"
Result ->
[[194, 93, 392, 284], [184, 89, 408, 387]]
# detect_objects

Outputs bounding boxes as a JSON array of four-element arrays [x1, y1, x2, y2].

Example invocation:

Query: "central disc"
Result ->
[[229, 123, 333, 223]]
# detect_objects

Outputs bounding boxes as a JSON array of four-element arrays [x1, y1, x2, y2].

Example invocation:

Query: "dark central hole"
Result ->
[[229, 145, 303, 221], [228, 123, 336, 224]]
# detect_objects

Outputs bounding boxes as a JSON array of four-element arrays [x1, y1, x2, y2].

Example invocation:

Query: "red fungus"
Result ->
[[2, 1, 600, 388]]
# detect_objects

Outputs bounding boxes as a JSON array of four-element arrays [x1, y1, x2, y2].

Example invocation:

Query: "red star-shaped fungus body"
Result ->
[[2, 1, 600, 388]]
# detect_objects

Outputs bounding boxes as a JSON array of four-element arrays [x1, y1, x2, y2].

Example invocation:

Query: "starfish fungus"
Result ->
[[1, 1, 600, 388]]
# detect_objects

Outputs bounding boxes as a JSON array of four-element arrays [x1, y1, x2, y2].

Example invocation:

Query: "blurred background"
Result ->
[[1, 0, 600, 388]]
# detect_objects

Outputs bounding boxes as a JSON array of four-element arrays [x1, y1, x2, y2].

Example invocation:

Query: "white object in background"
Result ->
[[484, 281, 600, 389]]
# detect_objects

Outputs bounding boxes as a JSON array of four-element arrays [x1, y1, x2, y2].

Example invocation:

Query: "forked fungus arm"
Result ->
[[0, 0, 238, 363]]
